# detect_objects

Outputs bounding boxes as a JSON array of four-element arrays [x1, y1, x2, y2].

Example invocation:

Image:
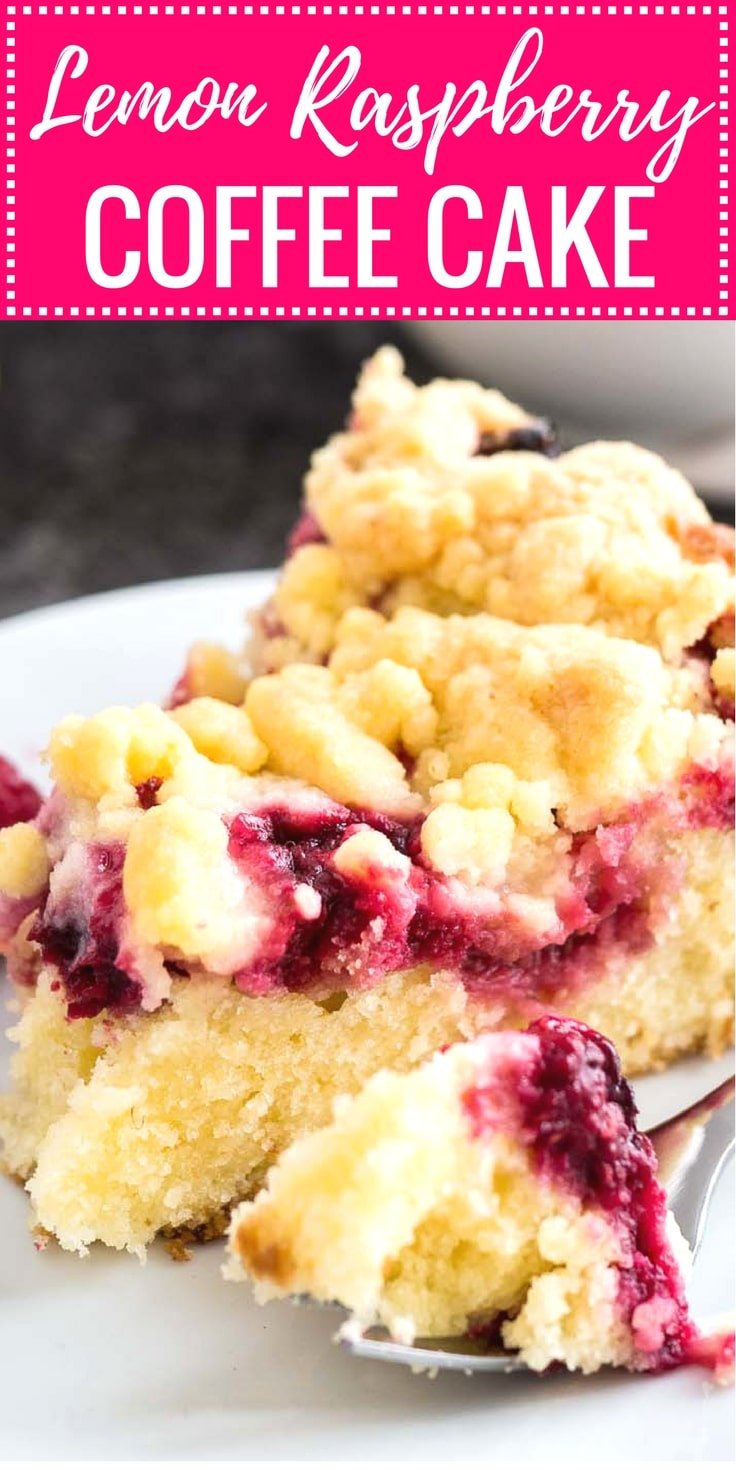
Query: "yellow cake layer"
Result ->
[[1, 822, 731, 1254]]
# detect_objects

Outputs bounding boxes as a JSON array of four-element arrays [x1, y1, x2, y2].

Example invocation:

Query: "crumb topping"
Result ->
[[263, 348, 733, 666], [245, 664, 421, 816], [0, 823, 50, 899], [249, 606, 727, 830], [168, 641, 248, 710], [171, 697, 268, 774]]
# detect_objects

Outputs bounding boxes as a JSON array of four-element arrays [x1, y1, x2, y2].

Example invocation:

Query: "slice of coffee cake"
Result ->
[[0, 352, 732, 1255]]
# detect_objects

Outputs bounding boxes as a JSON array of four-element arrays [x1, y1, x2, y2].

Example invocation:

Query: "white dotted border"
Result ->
[[6, 4, 732, 12], [11, 303, 723, 316], [4, 3, 730, 318], [5, 10, 15, 308], [719, 7, 728, 308]]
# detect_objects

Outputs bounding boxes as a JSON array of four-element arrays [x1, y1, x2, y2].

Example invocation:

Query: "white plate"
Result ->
[[0, 573, 734, 1462]]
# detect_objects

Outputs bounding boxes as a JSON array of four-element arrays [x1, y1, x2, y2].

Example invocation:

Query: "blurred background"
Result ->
[[0, 321, 733, 621]]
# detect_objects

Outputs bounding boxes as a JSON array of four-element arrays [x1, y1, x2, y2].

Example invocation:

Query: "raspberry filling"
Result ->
[[679, 762, 735, 828], [687, 615, 736, 723], [135, 777, 163, 810], [31, 844, 143, 1020], [20, 758, 734, 1022], [0, 756, 42, 830], [463, 1016, 722, 1373], [165, 670, 192, 711], [224, 763, 732, 999], [475, 419, 559, 457], [225, 804, 421, 994], [287, 511, 327, 554]]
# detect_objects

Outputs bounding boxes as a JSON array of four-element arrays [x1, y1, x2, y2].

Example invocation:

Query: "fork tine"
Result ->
[[647, 1076, 735, 1195], [340, 1327, 524, 1373], [647, 1076, 735, 1151], [654, 1090, 735, 1257]]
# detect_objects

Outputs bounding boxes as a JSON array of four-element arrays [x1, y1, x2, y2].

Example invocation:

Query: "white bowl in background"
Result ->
[[406, 322, 735, 503]]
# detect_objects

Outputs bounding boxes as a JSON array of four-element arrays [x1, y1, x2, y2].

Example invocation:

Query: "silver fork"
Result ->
[[342, 1076, 735, 1374]]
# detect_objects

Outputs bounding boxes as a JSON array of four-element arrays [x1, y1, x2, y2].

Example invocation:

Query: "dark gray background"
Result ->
[[0, 323, 730, 622], [0, 325, 436, 620]]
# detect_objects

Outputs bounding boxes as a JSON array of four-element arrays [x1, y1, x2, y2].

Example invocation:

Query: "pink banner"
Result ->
[[3, 3, 730, 318]]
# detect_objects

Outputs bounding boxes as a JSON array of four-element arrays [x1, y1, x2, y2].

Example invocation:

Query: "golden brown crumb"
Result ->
[[234, 1222, 296, 1287], [162, 1202, 237, 1247], [676, 520, 736, 568], [164, 1238, 193, 1263]]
